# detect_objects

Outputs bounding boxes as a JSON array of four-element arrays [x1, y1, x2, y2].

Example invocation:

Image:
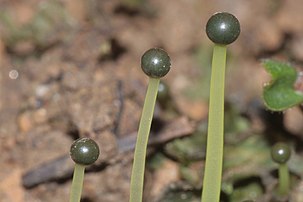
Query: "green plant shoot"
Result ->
[[201, 12, 240, 202], [129, 48, 171, 202], [201, 44, 227, 202], [69, 138, 100, 202], [263, 60, 303, 111]]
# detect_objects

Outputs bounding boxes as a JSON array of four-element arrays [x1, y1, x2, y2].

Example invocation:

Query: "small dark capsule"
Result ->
[[70, 138, 100, 165], [206, 12, 240, 45], [141, 48, 171, 78], [157, 81, 170, 101], [271, 142, 291, 164]]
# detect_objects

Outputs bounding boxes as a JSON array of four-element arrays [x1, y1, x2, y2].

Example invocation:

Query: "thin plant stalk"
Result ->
[[129, 77, 160, 202], [201, 44, 227, 202], [69, 138, 99, 202], [70, 164, 86, 202], [123, 0, 142, 8], [270, 142, 291, 196], [279, 163, 290, 195]]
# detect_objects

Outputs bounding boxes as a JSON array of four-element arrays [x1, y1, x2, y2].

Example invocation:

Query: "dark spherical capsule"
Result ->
[[271, 142, 291, 164], [157, 81, 170, 100], [70, 138, 100, 165], [206, 12, 240, 45], [141, 48, 171, 78]]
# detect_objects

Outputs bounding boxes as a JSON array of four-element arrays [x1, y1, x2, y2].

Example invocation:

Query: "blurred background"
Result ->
[[1, 0, 303, 201]]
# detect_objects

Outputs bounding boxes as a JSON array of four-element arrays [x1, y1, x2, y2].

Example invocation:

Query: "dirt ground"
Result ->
[[1, 0, 303, 201]]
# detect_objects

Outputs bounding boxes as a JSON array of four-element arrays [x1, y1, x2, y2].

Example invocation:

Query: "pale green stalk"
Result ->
[[129, 78, 160, 202], [201, 44, 227, 202], [70, 164, 86, 202], [278, 163, 290, 196], [123, 0, 143, 7]]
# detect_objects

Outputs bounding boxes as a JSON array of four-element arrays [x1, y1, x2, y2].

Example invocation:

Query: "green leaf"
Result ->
[[262, 60, 303, 111]]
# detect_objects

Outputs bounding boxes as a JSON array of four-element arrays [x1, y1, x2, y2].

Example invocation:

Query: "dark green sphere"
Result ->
[[70, 138, 100, 165], [271, 142, 291, 164], [157, 81, 170, 101], [206, 12, 240, 45], [141, 48, 171, 78]]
